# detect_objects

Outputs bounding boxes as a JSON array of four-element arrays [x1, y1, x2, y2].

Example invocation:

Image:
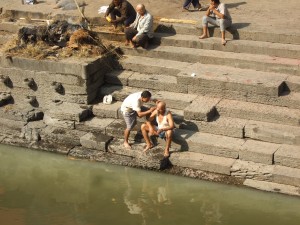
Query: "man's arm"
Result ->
[[105, 2, 115, 17], [212, 4, 225, 19], [146, 110, 157, 134], [136, 106, 156, 118], [114, 1, 128, 23]]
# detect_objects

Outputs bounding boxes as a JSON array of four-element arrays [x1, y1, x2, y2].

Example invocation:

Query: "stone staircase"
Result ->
[[0, 11, 299, 195], [92, 21, 300, 193]]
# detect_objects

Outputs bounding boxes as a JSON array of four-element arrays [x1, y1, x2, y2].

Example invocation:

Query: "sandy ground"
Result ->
[[0, 0, 300, 36]]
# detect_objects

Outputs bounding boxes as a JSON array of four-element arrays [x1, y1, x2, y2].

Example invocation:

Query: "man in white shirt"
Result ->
[[121, 90, 158, 149], [199, 0, 232, 45], [124, 4, 154, 48]]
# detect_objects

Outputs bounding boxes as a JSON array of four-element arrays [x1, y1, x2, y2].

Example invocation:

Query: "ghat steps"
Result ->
[[92, 21, 300, 190], [0, 12, 299, 195]]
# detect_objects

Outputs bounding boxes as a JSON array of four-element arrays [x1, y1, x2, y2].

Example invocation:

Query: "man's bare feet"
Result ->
[[222, 39, 227, 46], [124, 142, 132, 149], [199, 34, 208, 39], [164, 151, 170, 158], [125, 40, 129, 46], [143, 144, 153, 152]]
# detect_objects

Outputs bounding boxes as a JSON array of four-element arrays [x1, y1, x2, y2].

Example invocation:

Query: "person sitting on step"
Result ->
[[199, 0, 232, 45], [141, 101, 175, 158], [105, 0, 136, 30], [124, 4, 154, 49]]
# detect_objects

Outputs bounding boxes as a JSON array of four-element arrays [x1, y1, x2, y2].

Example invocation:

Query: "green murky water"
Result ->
[[0, 144, 299, 225]]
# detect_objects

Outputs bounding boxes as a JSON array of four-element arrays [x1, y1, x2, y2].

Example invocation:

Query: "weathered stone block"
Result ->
[[128, 72, 188, 93], [239, 140, 281, 165], [173, 129, 244, 158], [75, 117, 115, 133], [80, 132, 112, 151], [170, 151, 236, 175], [274, 145, 300, 169], [245, 120, 300, 145], [92, 101, 122, 119], [184, 96, 220, 121], [273, 165, 300, 187], [46, 102, 91, 122], [105, 70, 133, 85], [43, 114, 75, 129], [179, 117, 246, 138]]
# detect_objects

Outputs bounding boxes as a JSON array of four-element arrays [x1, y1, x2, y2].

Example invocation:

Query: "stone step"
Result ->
[[118, 56, 300, 109], [183, 95, 220, 122], [80, 132, 113, 151], [0, 53, 109, 80], [45, 102, 92, 122], [105, 70, 187, 93], [0, 33, 15, 45], [154, 34, 300, 59], [231, 159, 300, 187], [121, 45, 299, 76], [95, 26, 300, 59], [172, 129, 245, 159], [99, 84, 197, 110], [286, 76, 300, 92], [120, 55, 191, 76], [170, 151, 236, 175], [2, 13, 300, 45], [273, 165, 300, 187], [243, 179, 300, 197], [86, 115, 299, 170], [92, 100, 184, 127], [0, 22, 20, 33], [0, 103, 43, 122], [155, 22, 300, 45], [108, 63, 289, 101], [239, 140, 281, 165], [274, 145, 300, 169], [216, 99, 300, 126], [245, 120, 300, 146], [179, 116, 247, 138], [177, 62, 288, 97]]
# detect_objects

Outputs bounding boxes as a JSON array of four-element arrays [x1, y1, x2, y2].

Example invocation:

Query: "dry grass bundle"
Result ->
[[3, 22, 113, 60]]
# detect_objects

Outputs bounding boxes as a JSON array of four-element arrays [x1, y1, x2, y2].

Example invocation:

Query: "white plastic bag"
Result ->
[[103, 95, 113, 104]]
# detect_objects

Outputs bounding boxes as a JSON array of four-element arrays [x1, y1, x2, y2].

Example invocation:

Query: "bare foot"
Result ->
[[125, 40, 129, 46], [199, 34, 208, 39], [143, 144, 153, 152], [164, 151, 170, 158], [129, 42, 136, 48], [124, 142, 132, 149], [222, 39, 227, 46]]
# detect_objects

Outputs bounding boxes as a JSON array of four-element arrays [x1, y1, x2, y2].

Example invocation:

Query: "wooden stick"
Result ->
[[72, 0, 91, 30]]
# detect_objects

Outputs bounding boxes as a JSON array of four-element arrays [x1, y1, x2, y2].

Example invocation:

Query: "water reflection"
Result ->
[[0, 144, 300, 225], [124, 167, 172, 224]]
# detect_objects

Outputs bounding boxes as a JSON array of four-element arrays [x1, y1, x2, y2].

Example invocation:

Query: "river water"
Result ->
[[0, 144, 299, 225]]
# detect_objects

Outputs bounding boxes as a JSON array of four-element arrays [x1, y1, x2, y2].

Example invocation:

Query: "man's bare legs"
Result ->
[[164, 130, 173, 157], [124, 128, 132, 149], [221, 31, 227, 45], [141, 123, 153, 151], [199, 26, 208, 39]]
